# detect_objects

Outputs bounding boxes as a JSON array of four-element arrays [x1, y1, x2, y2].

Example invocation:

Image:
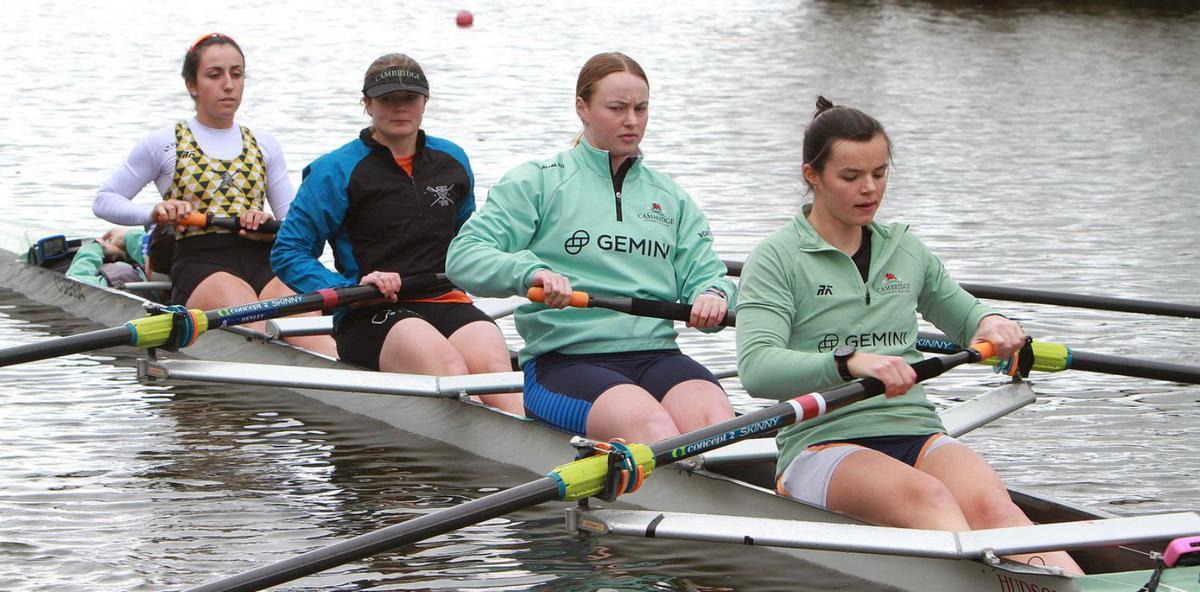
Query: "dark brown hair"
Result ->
[[802, 96, 892, 187], [181, 33, 244, 86], [576, 52, 649, 103]]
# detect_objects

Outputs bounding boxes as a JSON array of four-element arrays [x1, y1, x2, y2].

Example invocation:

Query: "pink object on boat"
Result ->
[[1162, 535, 1200, 567]]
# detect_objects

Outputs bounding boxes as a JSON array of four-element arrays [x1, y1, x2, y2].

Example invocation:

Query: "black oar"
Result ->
[[956, 283, 1199, 320], [0, 271, 459, 368], [179, 212, 282, 234], [526, 288, 737, 326], [0, 285, 378, 368], [916, 331, 1200, 385], [525, 288, 1200, 385], [186, 343, 994, 592], [722, 259, 1199, 319]]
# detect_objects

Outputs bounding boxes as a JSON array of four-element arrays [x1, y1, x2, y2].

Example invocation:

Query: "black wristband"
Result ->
[[834, 345, 856, 381]]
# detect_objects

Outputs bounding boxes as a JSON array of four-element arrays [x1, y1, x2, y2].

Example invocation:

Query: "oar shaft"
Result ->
[[0, 326, 133, 367], [590, 295, 737, 327], [650, 348, 982, 465], [187, 478, 561, 592], [0, 284, 385, 368], [917, 331, 1200, 385], [1069, 351, 1200, 384], [724, 259, 743, 276], [723, 259, 1199, 319], [201, 285, 379, 329], [958, 283, 1199, 319]]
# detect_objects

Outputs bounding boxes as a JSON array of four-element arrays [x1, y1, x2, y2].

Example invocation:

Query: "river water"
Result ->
[[0, 1, 1197, 590]]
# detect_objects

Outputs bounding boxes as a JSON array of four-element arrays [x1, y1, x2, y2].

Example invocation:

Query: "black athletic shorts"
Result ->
[[170, 233, 274, 305], [334, 301, 494, 370]]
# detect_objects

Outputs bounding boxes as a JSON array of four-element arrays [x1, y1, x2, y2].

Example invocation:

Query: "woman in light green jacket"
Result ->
[[736, 97, 1081, 574], [448, 53, 735, 443]]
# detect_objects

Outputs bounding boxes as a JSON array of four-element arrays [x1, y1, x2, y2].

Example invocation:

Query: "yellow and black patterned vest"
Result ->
[[168, 121, 268, 238]]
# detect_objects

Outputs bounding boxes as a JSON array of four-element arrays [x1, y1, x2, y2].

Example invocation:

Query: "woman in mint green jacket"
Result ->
[[736, 97, 1081, 574], [447, 53, 736, 443]]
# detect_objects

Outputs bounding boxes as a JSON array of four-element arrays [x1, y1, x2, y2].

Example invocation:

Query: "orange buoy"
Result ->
[[456, 10, 474, 27]]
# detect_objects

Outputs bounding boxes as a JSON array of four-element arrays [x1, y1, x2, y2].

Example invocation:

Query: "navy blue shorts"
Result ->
[[522, 349, 722, 435], [820, 433, 944, 467]]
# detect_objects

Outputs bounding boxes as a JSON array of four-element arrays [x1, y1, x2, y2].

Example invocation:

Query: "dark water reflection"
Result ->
[[0, 0, 1197, 590]]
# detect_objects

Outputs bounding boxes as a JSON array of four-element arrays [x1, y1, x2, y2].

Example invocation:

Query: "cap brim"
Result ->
[[363, 82, 430, 98]]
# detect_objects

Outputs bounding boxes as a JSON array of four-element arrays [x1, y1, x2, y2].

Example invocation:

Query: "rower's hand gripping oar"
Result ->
[[186, 342, 995, 592], [178, 212, 282, 234], [0, 285, 381, 368], [526, 288, 737, 326], [917, 331, 1200, 385]]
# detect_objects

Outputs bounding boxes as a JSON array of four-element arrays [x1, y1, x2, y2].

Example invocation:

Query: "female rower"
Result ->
[[271, 54, 522, 415], [446, 52, 736, 443], [92, 33, 335, 356], [736, 96, 1082, 573]]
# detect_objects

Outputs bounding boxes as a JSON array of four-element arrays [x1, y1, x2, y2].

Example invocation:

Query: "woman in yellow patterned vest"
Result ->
[[93, 33, 336, 356]]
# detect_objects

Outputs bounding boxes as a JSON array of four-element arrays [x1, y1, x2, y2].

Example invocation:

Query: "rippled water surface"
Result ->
[[1, 1, 1198, 590]]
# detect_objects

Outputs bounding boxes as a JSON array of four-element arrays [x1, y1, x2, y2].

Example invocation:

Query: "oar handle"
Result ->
[[969, 341, 995, 362], [526, 287, 591, 308], [178, 212, 281, 234], [621, 297, 736, 327], [525, 289, 737, 326]]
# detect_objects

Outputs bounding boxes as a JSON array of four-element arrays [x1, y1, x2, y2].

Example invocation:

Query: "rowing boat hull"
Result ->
[[0, 225, 1190, 592]]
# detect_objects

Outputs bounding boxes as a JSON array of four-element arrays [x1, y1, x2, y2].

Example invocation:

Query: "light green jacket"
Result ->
[[736, 206, 993, 474], [447, 139, 736, 365]]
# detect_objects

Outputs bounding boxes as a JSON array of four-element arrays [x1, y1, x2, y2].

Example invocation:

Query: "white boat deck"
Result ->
[[574, 508, 1200, 561]]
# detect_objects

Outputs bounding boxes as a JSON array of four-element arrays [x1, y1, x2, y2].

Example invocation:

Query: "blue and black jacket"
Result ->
[[272, 128, 475, 307]]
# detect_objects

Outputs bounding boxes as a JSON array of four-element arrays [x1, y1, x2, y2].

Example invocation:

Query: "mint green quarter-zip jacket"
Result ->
[[446, 138, 736, 366], [736, 205, 994, 474]]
